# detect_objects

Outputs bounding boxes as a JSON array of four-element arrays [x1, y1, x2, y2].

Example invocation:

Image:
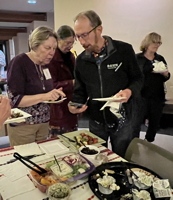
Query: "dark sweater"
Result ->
[[136, 53, 170, 101], [7, 53, 54, 124]]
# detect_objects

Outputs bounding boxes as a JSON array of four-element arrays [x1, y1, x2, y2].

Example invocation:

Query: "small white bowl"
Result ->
[[78, 145, 100, 161], [98, 184, 113, 194]]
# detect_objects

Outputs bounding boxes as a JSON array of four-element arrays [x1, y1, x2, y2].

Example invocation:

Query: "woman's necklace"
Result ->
[[35, 64, 45, 90]]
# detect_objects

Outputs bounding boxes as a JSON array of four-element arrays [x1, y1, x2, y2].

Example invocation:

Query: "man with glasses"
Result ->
[[68, 10, 143, 157]]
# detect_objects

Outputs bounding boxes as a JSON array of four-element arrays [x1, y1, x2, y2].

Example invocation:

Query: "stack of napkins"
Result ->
[[14, 142, 43, 156], [38, 140, 69, 155], [153, 61, 167, 73]]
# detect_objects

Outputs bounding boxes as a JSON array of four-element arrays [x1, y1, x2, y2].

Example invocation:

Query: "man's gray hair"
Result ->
[[74, 10, 102, 28]]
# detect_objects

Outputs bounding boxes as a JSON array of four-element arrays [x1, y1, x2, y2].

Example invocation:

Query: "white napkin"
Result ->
[[0, 176, 35, 200], [14, 142, 43, 156], [153, 61, 167, 72], [38, 140, 69, 155], [9, 188, 47, 200], [100, 100, 122, 118], [0, 161, 28, 181], [100, 100, 120, 111]]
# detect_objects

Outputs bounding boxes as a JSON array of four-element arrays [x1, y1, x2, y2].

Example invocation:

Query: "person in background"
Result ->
[[0, 50, 6, 93], [7, 26, 66, 146], [136, 32, 170, 142], [0, 96, 11, 130], [68, 10, 143, 157], [48, 25, 77, 137], [0, 50, 6, 78]]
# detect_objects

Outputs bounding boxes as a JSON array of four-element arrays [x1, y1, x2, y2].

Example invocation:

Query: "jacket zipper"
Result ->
[[96, 48, 116, 123]]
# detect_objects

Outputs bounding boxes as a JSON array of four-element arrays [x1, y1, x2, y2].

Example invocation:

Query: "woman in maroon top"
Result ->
[[7, 26, 65, 146], [49, 25, 78, 136]]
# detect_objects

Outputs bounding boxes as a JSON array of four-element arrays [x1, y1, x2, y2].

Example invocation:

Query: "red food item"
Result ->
[[88, 140, 94, 145], [79, 133, 99, 145], [93, 138, 98, 144]]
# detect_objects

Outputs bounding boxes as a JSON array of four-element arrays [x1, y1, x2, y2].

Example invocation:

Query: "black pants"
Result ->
[[89, 118, 137, 158], [143, 98, 164, 142]]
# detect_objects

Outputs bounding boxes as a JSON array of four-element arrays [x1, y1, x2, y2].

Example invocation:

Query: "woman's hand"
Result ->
[[0, 96, 11, 129], [43, 87, 66, 101], [161, 71, 169, 78]]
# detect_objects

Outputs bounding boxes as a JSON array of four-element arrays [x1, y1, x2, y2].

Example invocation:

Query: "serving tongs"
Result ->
[[121, 161, 139, 179], [74, 136, 81, 146], [13, 152, 47, 175], [120, 161, 140, 190], [60, 134, 76, 143]]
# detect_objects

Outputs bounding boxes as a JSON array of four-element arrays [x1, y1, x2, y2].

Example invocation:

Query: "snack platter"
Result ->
[[63, 130, 106, 146], [88, 162, 171, 200], [28, 152, 95, 193], [4, 108, 32, 124]]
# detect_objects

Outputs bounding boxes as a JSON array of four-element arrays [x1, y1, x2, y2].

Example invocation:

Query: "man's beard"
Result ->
[[84, 33, 100, 53]]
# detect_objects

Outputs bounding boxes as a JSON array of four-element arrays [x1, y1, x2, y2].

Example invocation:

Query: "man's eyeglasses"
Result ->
[[76, 25, 100, 40]]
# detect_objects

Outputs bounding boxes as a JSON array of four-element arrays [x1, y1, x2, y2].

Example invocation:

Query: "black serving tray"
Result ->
[[88, 162, 170, 200]]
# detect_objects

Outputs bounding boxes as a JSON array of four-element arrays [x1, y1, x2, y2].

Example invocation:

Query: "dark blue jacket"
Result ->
[[136, 52, 170, 101]]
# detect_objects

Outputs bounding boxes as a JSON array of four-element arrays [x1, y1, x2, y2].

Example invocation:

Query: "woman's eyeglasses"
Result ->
[[76, 25, 100, 40], [153, 41, 162, 45]]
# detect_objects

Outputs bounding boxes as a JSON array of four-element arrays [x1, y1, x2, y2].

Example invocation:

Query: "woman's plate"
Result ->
[[153, 70, 168, 73], [43, 97, 67, 104]]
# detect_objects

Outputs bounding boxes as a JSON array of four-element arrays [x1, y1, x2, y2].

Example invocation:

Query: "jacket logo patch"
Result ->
[[107, 64, 118, 69], [107, 62, 122, 71]]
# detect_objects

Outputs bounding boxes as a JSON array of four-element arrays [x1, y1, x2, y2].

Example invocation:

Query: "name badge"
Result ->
[[43, 68, 51, 80]]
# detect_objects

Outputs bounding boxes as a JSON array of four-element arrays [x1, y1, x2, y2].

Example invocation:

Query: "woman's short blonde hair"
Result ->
[[29, 26, 58, 50], [140, 32, 162, 52]]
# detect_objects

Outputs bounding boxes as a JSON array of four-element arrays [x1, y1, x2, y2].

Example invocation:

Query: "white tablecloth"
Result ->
[[0, 141, 125, 200]]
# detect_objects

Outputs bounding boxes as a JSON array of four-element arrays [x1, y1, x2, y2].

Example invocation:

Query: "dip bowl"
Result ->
[[78, 145, 100, 161]]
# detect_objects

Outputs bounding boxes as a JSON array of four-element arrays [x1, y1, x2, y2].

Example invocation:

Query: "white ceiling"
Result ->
[[0, 0, 54, 27]]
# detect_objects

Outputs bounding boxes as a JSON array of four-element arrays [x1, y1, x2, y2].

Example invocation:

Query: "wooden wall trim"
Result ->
[[0, 11, 47, 23]]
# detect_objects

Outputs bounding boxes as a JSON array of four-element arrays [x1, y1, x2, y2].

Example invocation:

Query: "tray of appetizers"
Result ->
[[27, 152, 95, 193], [62, 130, 106, 146], [88, 162, 172, 200]]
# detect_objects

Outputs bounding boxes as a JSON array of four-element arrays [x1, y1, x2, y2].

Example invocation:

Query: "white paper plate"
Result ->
[[43, 97, 67, 104], [153, 70, 168, 73], [92, 96, 126, 102], [4, 108, 32, 124], [38, 140, 69, 155]]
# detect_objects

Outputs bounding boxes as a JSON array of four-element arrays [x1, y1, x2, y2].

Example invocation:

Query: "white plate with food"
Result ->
[[92, 96, 126, 102], [4, 108, 32, 124], [153, 70, 168, 73], [43, 97, 67, 104]]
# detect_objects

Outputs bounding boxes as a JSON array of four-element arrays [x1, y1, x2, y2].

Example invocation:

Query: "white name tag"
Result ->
[[43, 68, 51, 80]]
